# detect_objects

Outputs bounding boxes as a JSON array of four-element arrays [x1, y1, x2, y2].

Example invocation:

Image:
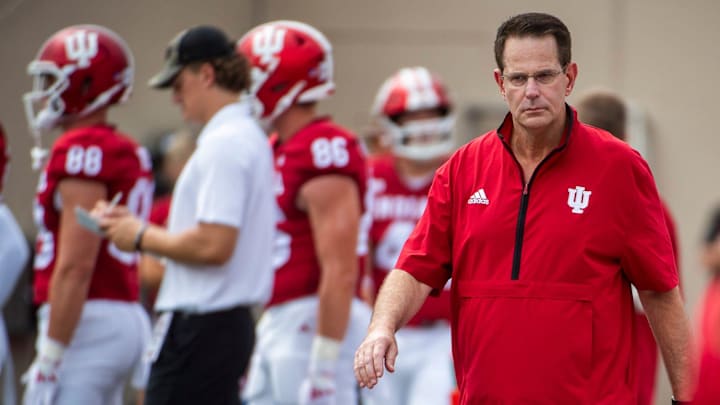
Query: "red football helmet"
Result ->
[[372, 67, 455, 161], [236, 20, 334, 127], [24, 25, 134, 168]]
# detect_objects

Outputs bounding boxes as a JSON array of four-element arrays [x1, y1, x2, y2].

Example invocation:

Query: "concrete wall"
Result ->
[[2, 0, 719, 401]]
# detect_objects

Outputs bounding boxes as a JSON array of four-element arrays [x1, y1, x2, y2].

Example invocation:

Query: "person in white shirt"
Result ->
[[96, 25, 275, 405]]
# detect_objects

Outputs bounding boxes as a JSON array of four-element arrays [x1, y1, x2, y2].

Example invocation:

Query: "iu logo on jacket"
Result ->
[[567, 186, 591, 214]]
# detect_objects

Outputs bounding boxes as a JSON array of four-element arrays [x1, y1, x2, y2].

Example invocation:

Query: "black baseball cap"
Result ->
[[149, 25, 235, 89]]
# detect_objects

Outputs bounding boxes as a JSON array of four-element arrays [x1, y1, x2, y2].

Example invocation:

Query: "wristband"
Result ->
[[672, 396, 691, 404], [133, 222, 148, 252], [37, 336, 66, 375], [310, 335, 341, 364]]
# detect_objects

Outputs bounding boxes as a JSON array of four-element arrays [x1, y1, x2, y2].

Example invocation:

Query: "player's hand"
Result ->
[[22, 354, 61, 405], [22, 337, 65, 405], [299, 335, 341, 405], [298, 368, 337, 405], [354, 328, 398, 389]]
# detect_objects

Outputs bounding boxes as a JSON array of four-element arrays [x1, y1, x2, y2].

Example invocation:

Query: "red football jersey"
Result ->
[[33, 125, 153, 304], [0, 123, 8, 196], [267, 118, 367, 307], [368, 155, 450, 326], [149, 194, 171, 226]]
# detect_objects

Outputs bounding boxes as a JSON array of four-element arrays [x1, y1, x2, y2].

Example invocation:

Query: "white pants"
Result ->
[[379, 322, 454, 405], [0, 204, 29, 308], [1, 315, 16, 405], [243, 297, 389, 404], [25, 300, 151, 405], [0, 203, 30, 405]]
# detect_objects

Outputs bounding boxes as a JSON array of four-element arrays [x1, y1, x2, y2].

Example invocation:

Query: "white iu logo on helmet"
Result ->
[[253, 26, 285, 67], [567, 186, 591, 214], [64, 30, 99, 69], [399, 68, 439, 112], [247, 26, 286, 99]]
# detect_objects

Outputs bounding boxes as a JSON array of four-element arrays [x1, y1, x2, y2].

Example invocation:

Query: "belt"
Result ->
[[173, 304, 251, 321]]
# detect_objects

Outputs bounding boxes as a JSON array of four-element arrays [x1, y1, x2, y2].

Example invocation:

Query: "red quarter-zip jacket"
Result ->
[[396, 105, 678, 404]]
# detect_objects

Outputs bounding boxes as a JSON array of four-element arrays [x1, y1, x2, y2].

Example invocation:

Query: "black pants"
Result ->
[[144, 305, 255, 405]]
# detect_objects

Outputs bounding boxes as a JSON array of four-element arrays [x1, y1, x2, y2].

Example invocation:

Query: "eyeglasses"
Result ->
[[501, 69, 565, 87]]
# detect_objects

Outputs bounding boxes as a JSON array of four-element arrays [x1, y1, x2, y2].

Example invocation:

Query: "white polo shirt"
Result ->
[[154, 101, 276, 313]]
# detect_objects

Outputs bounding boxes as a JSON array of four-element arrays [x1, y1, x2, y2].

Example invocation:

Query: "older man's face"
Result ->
[[495, 35, 577, 133]]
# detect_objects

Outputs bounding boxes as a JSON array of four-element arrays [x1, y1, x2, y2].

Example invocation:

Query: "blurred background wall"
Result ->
[[2, 0, 719, 401]]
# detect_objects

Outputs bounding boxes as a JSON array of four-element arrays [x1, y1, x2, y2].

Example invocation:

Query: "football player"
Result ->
[[22, 25, 152, 405], [237, 21, 372, 405], [366, 67, 456, 404], [0, 122, 31, 405]]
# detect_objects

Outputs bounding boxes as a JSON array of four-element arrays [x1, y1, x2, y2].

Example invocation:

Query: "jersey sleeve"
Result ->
[[395, 160, 453, 292], [149, 196, 171, 226], [619, 152, 678, 292], [296, 131, 367, 197]]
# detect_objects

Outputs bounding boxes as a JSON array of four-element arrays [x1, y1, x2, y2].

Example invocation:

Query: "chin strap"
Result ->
[[31, 135, 49, 171]]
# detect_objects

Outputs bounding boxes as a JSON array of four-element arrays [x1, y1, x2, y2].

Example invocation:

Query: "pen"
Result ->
[[106, 192, 123, 212]]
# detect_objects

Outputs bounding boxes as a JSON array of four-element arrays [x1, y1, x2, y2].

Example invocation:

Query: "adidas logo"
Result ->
[[467, 188, 489, 205]]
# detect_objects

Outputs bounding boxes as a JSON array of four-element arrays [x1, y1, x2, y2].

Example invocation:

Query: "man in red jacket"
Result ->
[[355, 12, 694, 404]]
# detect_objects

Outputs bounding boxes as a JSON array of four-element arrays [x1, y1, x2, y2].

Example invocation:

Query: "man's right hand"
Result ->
[[353, 328, 398, 389]]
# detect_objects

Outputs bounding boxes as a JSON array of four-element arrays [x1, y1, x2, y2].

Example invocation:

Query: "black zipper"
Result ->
[[511, 186, 530, 280], [498, 107, 573, 280]]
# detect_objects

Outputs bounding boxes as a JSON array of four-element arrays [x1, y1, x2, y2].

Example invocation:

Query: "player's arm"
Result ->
[[48, 178, 106, 345], [295, 173, 361, 402], [639, 286, 695, 402], [355, 268, 431, 388], [300, 174, 361, 341]]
